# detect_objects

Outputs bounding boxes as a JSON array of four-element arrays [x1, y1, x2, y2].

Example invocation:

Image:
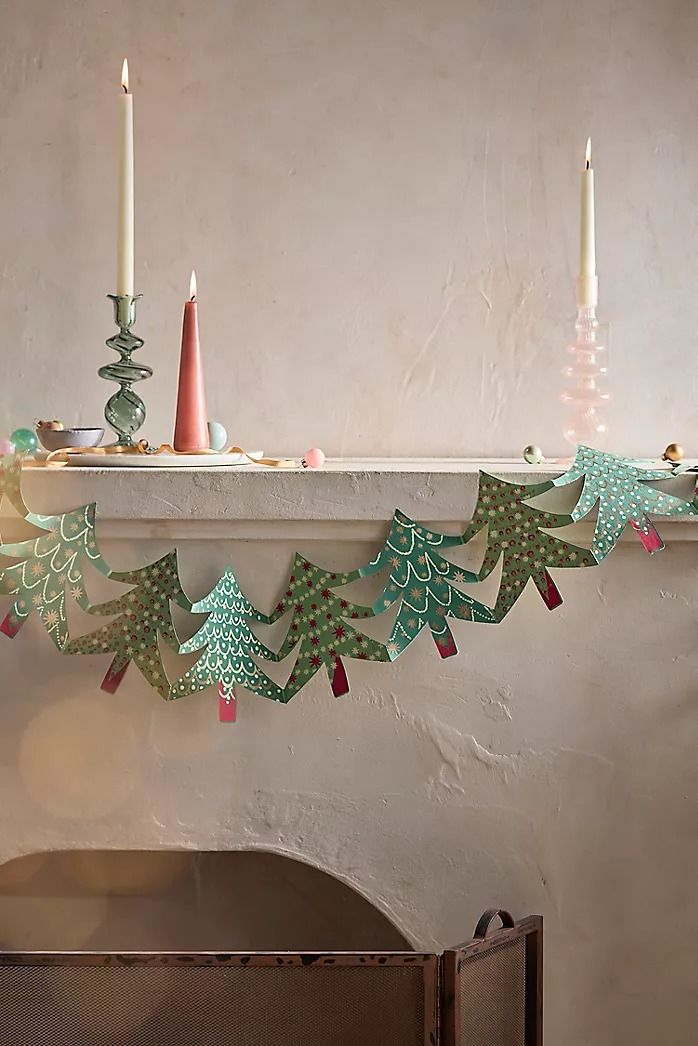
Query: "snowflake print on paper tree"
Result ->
[[0, 454, 28, 520], [268, 555, 389, 699], [461, 474, 597, 622], [0, 504, 109, 649], [63, 551, 190, 698], [553, 444, 698, 562], [347, 510, 494, 660], [170, 567, 283, 721]]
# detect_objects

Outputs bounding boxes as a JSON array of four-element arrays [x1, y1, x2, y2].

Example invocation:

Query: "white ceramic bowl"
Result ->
[[36, 427, 105, 452]]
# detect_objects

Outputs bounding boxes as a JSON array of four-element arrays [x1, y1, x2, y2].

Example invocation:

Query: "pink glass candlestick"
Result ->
[[561, 305, 609, 448], [173, 272, 208, 452]]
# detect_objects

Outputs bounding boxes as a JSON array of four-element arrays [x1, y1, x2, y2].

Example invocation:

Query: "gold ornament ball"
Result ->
[[662, 443, 683, 463], [523, 444, 544, 465]]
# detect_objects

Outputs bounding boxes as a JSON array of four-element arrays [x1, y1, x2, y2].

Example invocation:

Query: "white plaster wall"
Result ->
[[1, 0, 698, 457], [0, 523, 696, 1045]]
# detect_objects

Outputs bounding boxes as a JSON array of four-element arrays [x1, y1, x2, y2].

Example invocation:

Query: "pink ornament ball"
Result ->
[[0, 438, 16, 455], [303, 447, 325, 469]]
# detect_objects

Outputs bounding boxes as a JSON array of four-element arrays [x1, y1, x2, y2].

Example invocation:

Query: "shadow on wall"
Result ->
[[0, 850, 411, 952]]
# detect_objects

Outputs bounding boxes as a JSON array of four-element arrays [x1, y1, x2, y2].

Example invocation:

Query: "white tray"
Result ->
[[65, 450, 264, 468]]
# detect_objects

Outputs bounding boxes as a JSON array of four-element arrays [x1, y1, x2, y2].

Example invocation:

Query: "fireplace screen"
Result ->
[[442, 910, 543, 1046], [0, 912, 540, 1045]]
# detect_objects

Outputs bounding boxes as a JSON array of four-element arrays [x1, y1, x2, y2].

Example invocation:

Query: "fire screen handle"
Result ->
[[473, 908, 516, 938]]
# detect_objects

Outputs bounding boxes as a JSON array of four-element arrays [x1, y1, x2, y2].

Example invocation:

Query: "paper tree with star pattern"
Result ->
[[0, 454, 28, 520], [63, 551, 190, 698], [269, 555, 389, 698], [0, 504, 109, 649], [170, 567, 283, 720], [552, 444, 698, 562], [461, 474, 597, 621], [346, 510, 495, 659]]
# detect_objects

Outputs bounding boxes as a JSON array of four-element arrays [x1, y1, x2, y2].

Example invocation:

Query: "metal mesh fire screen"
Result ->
[[0, 912, 541, 1045], [442, 910, 543, 1046]]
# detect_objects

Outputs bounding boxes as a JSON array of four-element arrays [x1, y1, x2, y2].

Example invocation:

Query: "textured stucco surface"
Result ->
[[1, 0, 698, 456], [2, 2, 698, 1044]]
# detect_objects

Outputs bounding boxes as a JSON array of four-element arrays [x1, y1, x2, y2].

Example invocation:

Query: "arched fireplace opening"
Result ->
[[0, 849, 411, 952]]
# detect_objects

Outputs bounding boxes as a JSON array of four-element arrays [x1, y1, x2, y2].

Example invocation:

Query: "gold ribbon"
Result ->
[[45, 441, 298, 468]]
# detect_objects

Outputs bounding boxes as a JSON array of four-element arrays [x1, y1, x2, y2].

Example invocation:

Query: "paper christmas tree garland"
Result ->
[[64, 551, 190, 697], [348, 510, 494, 659], [0, 445, 695, 716], [0, 454, 28, 517], [553, 445, 698, 561], [269, 555, 389, 698], [461, 475, 597, 620], [170, 567, 284, 721], [0, 504, 109, 649]]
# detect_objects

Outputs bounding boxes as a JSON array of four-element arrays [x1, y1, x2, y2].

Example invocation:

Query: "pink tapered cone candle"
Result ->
[[173, 270, 209, 452]]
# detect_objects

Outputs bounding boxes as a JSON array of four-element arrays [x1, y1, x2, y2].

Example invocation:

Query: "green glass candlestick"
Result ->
[[98, 294, 152, 446]]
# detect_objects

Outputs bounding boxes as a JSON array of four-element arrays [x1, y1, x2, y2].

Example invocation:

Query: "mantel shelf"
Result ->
[[2, 457, 697, 542]]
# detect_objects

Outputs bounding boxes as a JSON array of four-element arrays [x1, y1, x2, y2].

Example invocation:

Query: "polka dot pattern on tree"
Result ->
[[461, 474, 597, 621], [64, 551, 189, 697], [552, 444, 698, 561]]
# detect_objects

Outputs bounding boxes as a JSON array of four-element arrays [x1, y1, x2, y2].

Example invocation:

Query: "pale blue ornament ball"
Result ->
[[10, 428, 38, 454], [207, 421, 228, 452]]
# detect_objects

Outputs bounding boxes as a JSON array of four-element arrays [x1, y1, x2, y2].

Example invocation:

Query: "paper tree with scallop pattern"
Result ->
[[0, 504, 109, 649], [169, 567, 283, 720], [552, 444, 698, 562], [347, 510, 495, 659], [0, 454, 28, 520], [269, 555, 389, 698], [461, 475, 596, 621], [63, 551, 190, 698]]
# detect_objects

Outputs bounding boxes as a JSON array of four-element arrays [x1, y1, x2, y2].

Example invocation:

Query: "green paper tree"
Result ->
[[63, 551, 190, 698], [0, 454, 28, 518], [461, 474, 597, 621], [347, 510, 494, 660], [170, 567, 284, 715], [0, 504, 109, 649], [553, 444, 698, 562], [269, 555, 389, 698]]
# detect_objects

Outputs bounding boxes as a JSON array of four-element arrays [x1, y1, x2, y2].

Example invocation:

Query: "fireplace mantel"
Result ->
[[7, 457, 698, 541]]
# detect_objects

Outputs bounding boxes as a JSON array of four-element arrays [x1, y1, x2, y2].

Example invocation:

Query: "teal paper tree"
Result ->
[[553, 444, 698, 561], [461, 474, 597, 621], [269, 555, 389, 698], [0, 504, 109, 649], [347, 510, 494, 660], [169, 567, 283, 719], [0, 454, 28, 518], [63, 551, 191, 697]]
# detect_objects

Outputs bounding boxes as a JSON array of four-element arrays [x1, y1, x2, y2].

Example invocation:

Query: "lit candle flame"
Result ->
[[585, 137, 592, 170], [189, 270, 197, 301], [121, 58, 129, 93]]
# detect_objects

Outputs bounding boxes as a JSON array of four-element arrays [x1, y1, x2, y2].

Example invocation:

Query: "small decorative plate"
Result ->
[[65, 450, 264, 468]]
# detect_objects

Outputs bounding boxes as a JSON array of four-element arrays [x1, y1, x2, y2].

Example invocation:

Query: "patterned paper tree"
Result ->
[[0, 454, 28, 519], [169, 567, 283, 720], [553, 444, 698, 561], [0, 504, 110, 649], [63, 551, 190, 697], [269, 555, 389, 698], [346, 510, 494, 660], [461, 474, 597, 621]]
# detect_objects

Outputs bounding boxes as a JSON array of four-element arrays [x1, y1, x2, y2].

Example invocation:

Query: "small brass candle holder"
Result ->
[[98, 294, 152, 447]]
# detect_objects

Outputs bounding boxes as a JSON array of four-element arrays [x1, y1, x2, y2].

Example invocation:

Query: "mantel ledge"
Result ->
[[2, 457, 696, 542]]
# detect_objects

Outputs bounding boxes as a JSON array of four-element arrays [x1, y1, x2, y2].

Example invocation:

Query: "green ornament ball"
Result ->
[[523, 444, 544, 465], [10, 427, 38, 454], [207, 420, 228, 452]]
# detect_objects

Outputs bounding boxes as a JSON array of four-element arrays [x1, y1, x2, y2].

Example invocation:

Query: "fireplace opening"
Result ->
[[0, 849, 411, 952]]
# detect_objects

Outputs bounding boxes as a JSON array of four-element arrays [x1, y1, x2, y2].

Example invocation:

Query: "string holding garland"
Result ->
[[0, 445, 696, 721]]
